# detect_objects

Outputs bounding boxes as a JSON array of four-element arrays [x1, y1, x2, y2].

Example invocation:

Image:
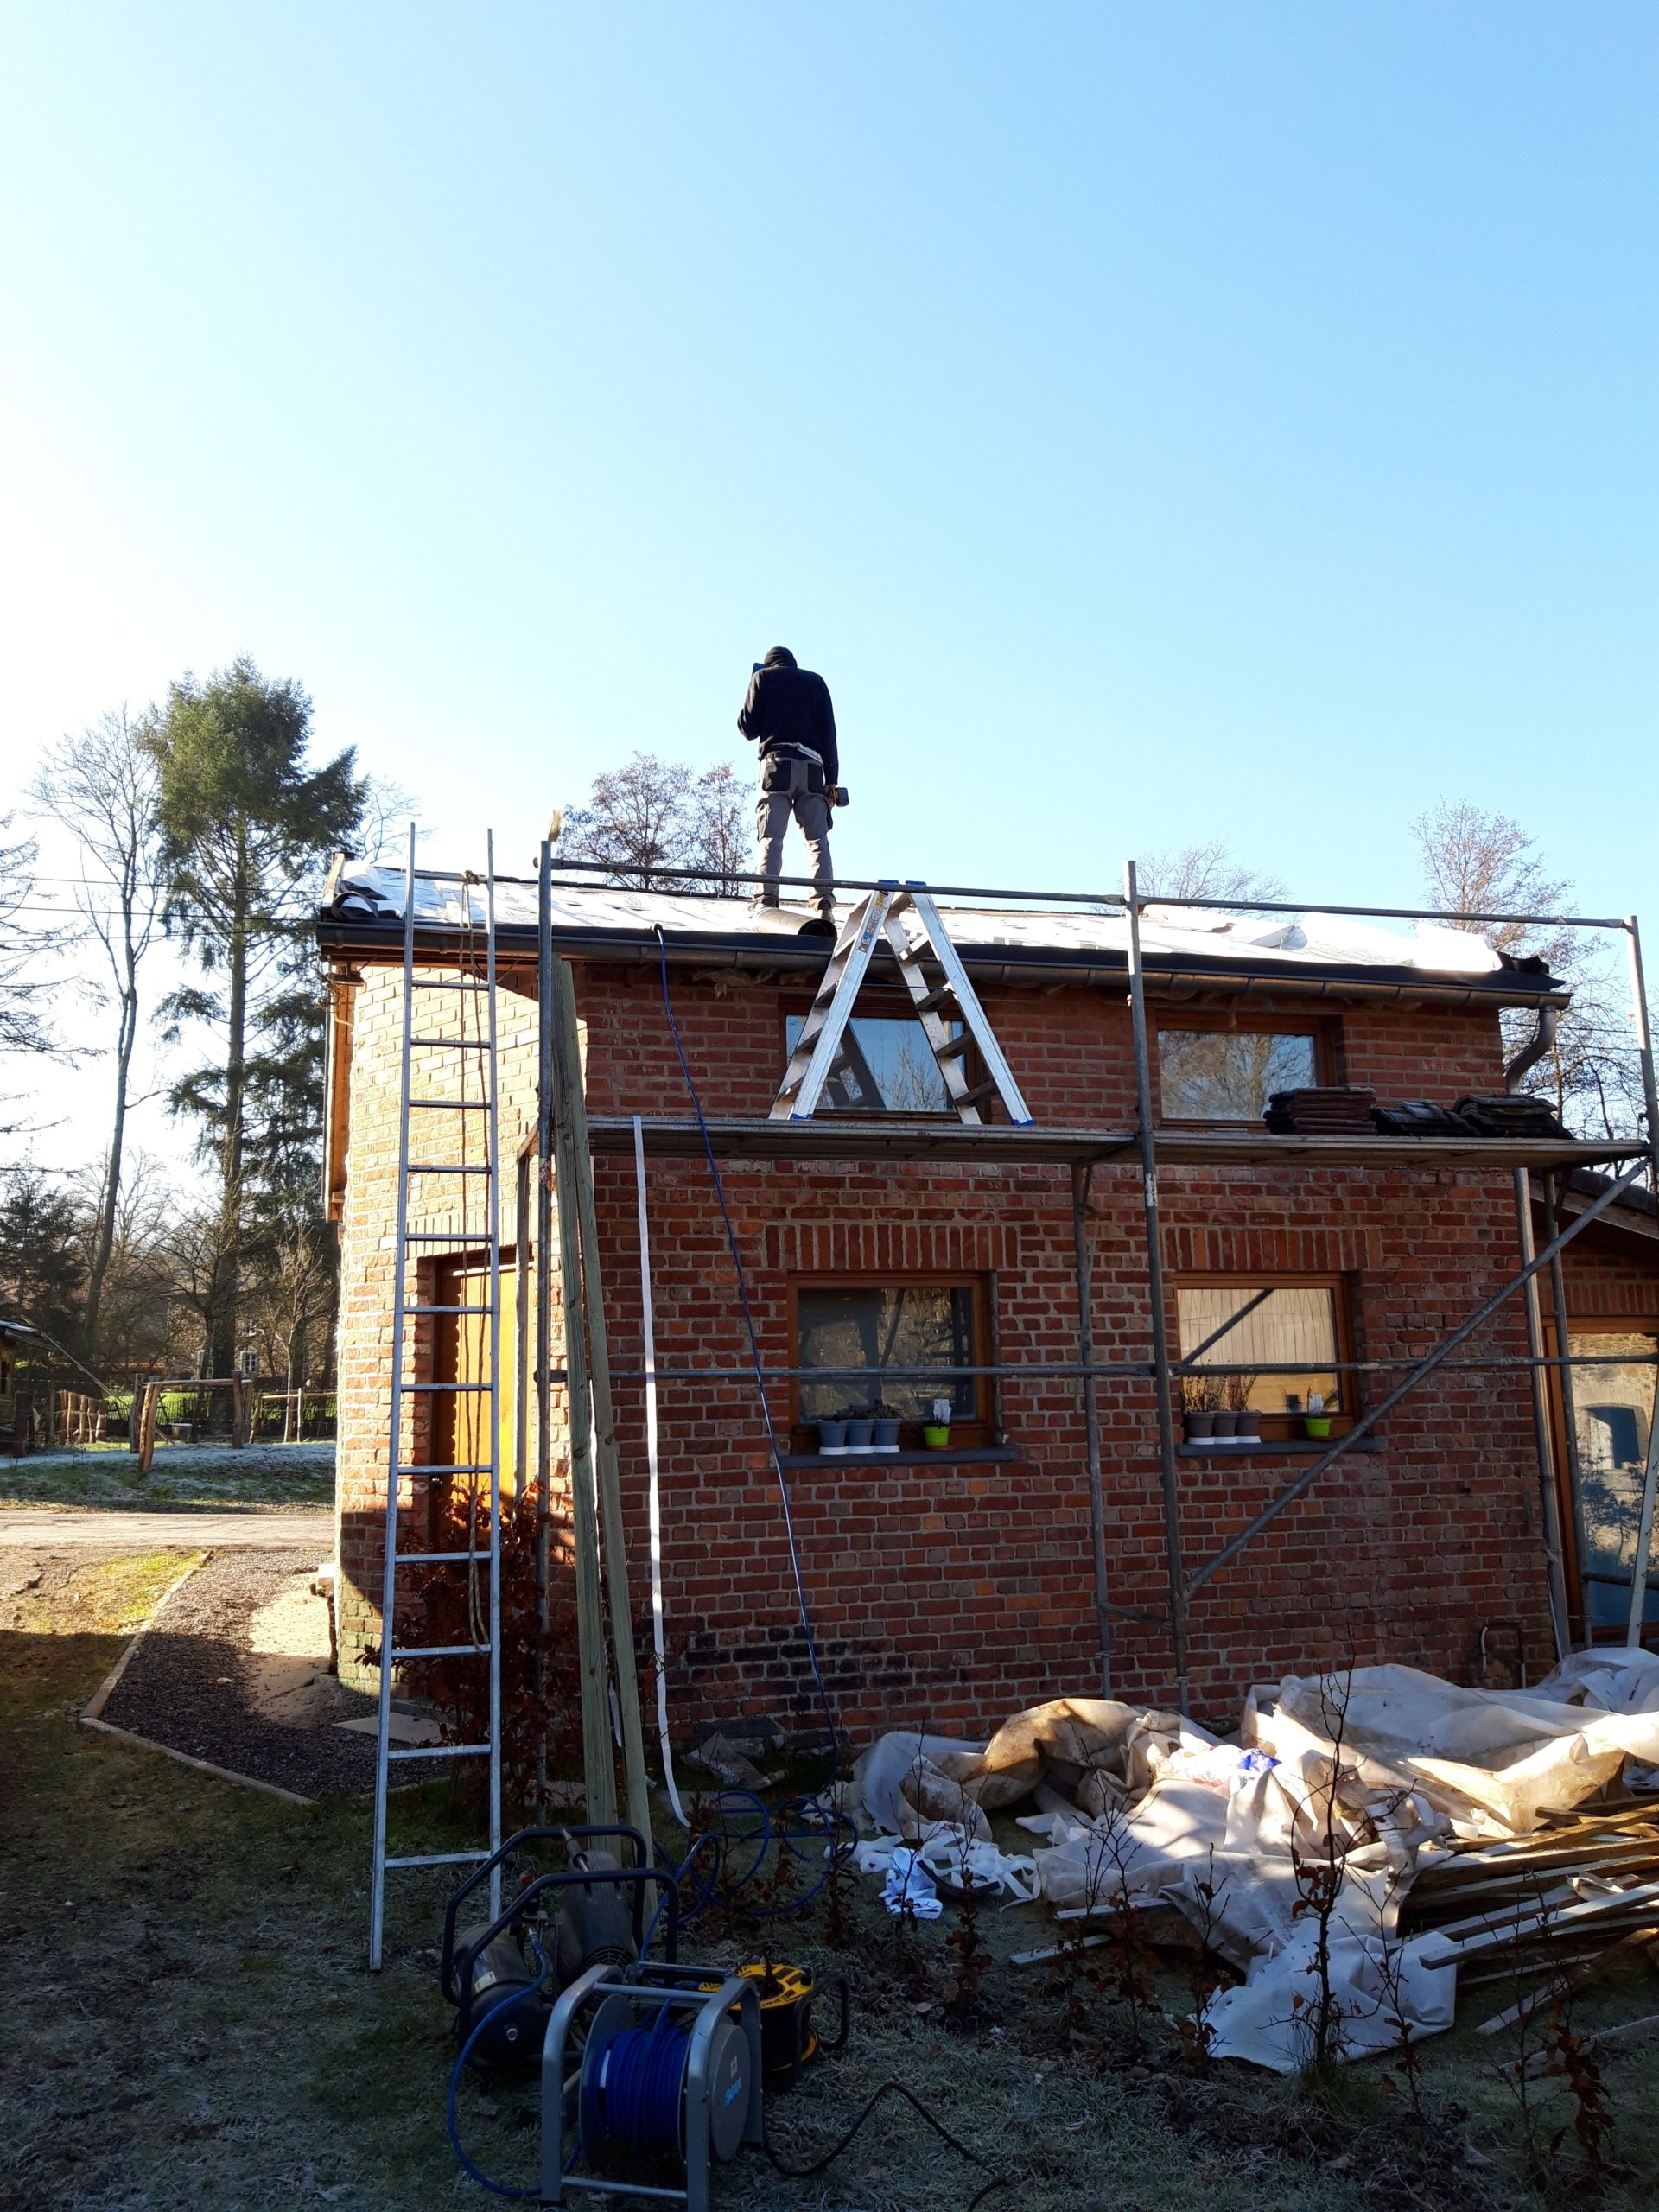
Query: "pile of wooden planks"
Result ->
[[1401, 1800, 1659, 2040]]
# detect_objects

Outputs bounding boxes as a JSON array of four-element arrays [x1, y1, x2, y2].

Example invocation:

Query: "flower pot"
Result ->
[[1304, 1415, 1332, 1438], [817, 1420, 849, 1452], [1183, 1411, 1217, 1441], [872, 1418, 902, 1449], [1236, 1411, 1262, 1443], [1211, 1411, 1238, 1440], [923, 1424, 951, 1449], [845, 1418, 875, 1450]]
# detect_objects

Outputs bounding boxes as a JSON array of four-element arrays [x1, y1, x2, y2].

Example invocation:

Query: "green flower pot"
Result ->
[[1304, 1415, 1332, 1438], [923, 1424, 950, 1449]]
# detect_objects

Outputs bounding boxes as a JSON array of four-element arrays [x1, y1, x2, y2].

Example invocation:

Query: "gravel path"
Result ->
[[0, 1506, 334, 1547], [100, 1548, 380, 1797]]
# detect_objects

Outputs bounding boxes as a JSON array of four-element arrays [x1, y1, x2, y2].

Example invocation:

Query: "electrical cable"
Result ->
[[652, 926, 838, 1770], [444, 1942, 551, 2199], [763, 2078, 1007, 2210]]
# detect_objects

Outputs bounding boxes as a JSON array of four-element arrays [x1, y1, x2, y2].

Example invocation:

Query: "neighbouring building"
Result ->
[[316, 863, 1659, 1738]]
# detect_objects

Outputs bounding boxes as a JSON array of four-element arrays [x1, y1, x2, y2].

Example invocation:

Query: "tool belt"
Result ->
[[759, 745, 827, 801]]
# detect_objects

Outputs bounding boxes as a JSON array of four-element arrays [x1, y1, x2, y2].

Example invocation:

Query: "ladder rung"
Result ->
[[397, 1463, 492, 1475], [410, 1038, 489, 1048], [955, 1079, 1000, 1111], [915, 984, 957, 1016], [402, 1304, 495, 1316], [388, 1742, 492, 1762], [935, 1033, 971, 1060], [390, 1643, 490, 1660], [407, 1164, 493, 1175], [395, 1549, 489, 1565], [403, 1381, 493, 1394], [403, 1234, 505, 1245], [385, 1850, 493, 1871], [411, 980, 491, 992], [407, 1100, 490, 1110]]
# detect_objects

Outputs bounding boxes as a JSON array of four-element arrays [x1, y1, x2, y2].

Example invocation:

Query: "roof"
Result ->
[[319, 861, 1571, 1008]]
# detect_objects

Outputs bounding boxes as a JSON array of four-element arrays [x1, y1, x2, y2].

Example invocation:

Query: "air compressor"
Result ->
[[442, 1825, 677, 2067]]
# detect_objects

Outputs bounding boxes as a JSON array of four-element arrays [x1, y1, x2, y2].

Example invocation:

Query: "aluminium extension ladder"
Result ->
[[367, 830, 505, 1969], [771, 882, 1033, 1125]]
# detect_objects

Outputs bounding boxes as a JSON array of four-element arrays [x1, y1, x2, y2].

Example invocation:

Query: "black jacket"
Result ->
[[738, 664, 838, 784]]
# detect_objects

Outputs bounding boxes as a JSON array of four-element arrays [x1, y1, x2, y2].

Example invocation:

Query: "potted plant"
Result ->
[[922, 1395, 953, 1449], [1225, 1371, 1262, 1444], [1180, 1375, 1222, 1442], [871, 1401, 902, 1451], [1303, 1389, 1332, 1439], [817, 1414, 849, 1453], [844, 1405, 875, 1451]]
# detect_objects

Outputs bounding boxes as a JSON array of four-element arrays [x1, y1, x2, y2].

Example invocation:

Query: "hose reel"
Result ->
[[542, 1962, 764, 2211]]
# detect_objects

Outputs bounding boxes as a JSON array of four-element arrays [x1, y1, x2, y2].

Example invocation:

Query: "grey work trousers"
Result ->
[[755, 786, 834, 912]]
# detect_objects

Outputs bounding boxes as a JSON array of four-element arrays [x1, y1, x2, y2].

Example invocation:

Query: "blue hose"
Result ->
[[445, 1942, 551, 2199]]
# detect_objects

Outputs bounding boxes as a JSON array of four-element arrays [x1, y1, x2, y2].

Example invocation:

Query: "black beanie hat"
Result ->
[[761, 646, 797, 669]]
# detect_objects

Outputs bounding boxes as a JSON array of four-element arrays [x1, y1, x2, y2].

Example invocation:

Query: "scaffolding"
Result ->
[[327, 848, 1659, 1757]]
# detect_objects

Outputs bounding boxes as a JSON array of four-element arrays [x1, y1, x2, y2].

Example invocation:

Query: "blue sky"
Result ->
[[1, 3, 1655, 1163]]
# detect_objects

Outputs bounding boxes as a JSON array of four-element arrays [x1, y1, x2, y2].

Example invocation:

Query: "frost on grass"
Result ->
[[0, 1441, 336, 1509]]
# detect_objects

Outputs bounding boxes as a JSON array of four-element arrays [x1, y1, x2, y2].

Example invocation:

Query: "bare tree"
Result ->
[[1410, 799, 1638, 1134], [557, 752, 753, 893], [0, 817, 60, 1131], [30, 709, 163, 1354], [685, 762, 748, 889], [1136, 840, 1284, 910]]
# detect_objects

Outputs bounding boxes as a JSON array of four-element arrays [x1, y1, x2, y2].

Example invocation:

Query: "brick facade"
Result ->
[[331, 953, 1652, 1733]]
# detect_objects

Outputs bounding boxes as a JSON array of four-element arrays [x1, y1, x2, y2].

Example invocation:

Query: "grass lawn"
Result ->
[[3, 1553, 1658, 2211], [0, 1440, 336, 1510]]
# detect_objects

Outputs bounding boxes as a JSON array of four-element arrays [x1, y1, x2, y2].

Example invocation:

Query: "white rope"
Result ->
[[634, 1114, 687, 1826]]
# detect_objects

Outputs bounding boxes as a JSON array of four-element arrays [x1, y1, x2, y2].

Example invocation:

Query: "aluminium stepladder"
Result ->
[[771, 882, 1033, 1125], [367, 828, 505, 1969]]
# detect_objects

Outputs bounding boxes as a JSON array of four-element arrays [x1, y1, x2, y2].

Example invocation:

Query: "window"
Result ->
[[1174, 1278, 1352, 1439], [784, 1011, 965, 1115], [790, 1277, 990, 1447], [1158, 1026, 1321, 1122], [1564, 1328, 1659, 1630]]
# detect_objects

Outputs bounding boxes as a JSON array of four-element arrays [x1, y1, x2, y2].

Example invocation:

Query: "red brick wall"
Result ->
[[332, 953, 1644, 1734]]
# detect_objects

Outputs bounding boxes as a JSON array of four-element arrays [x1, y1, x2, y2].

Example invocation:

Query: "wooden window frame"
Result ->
[[776, 993, 980, 1120], [1172, 1271, 1358, 1441], [1543, 1313, 1659, 1642], [1154, 1012, 1341, 1127], [786, 1272, 994, 1452]]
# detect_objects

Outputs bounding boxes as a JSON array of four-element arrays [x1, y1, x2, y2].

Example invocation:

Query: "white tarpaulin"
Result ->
[[1262, 1663, 1659, 1834], [847, 1656, 1659, 2071]]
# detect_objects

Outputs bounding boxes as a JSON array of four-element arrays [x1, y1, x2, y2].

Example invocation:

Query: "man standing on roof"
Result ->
[[739, 646, 840, 936]]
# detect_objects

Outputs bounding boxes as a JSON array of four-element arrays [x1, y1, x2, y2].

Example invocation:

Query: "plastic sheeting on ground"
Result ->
[[1199, 1927, 1459, 2074], [846, 1652, 1659, 2070], [1256, 1662, 1659, 1835]]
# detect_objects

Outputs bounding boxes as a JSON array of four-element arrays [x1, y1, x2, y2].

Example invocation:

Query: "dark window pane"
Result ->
[[1159, 1030, 1317, 1121], [1175, 1285, 1339, 1414], [785, 1014, 961, 1113], [797, 1285, 977, 1421]]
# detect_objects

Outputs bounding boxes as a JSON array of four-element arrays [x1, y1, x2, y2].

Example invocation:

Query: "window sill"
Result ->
[[1178, 1436, 1382, 1458], [779, 1445, 1022, 1471]]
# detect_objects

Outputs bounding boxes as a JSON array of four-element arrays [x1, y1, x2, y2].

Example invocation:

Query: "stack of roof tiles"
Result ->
[[1262, 1086, 1378, 1135]]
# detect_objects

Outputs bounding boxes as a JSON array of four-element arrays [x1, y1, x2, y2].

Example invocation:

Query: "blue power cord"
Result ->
[[652, 927, 839, 1770], [445, 1942, 552, 2200]]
